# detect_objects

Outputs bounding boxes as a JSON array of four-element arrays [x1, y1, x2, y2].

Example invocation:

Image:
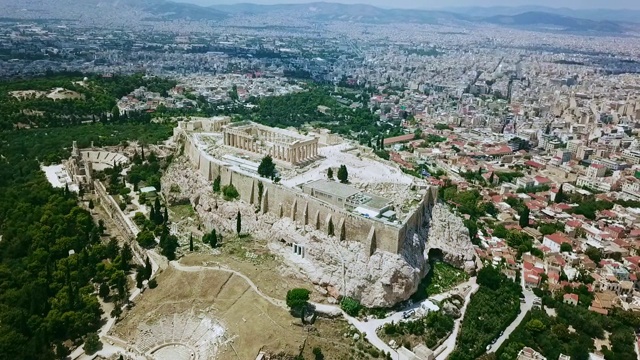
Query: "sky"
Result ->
[[177, 0, 640, 10]]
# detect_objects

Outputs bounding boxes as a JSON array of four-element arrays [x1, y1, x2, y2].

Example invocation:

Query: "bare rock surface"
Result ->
[[162, 156, 474, 307], [425, 203, 476, 273]]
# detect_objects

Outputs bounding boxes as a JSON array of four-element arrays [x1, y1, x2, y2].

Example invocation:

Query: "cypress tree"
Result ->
[[144, 257, 152, 280], [519, 207, 530, 228], [236, 211, 242, 235], [189, 233, 193, 252]]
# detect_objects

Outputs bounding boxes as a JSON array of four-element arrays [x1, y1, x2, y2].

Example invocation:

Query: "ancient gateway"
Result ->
[[174, 118, 438, 256]]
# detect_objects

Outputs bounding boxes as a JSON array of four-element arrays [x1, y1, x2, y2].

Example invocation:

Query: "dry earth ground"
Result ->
[[112, 266, 306, 359], [179, 242, 322, 303]]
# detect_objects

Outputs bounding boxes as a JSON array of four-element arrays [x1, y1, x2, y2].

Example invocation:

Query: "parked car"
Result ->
[[402, 310, 415, 319]]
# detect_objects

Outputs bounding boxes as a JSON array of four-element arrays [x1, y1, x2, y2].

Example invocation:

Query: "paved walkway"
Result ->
[[489, 268, 537, 353]]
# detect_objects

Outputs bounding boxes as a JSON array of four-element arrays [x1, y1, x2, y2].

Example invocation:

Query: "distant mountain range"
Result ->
[[441, 5, 640, 24], [0, 0, 634, 33], [481, 11, 623, 33], [205, 2, 627, 32]]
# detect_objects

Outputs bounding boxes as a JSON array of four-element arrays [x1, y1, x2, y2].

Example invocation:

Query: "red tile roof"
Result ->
[[534, 176, 552, 184], [545, 232, 571, 245], [564, 293, 579, 302], [384, 134, 415, 145], [525, 160, 545, 169]]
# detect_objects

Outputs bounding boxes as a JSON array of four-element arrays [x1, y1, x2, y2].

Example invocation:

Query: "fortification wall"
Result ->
[[180, 131, 436, 255]]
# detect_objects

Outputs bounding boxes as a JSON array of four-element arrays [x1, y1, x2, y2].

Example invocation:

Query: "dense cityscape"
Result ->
[[1, 1, 640, 360]]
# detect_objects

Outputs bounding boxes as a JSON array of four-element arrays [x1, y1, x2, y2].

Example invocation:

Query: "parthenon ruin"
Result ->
[[222, 121, 319, 166]]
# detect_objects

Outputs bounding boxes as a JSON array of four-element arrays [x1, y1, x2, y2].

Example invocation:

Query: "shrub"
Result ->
[[148, 278, 158, 289], [341, 297, 362, 317], [222, 184, 239, 200]]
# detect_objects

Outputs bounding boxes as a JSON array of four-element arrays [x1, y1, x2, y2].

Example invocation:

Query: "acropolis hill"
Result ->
[[174, 117, 436, 255], [167, 117, 475, 306]]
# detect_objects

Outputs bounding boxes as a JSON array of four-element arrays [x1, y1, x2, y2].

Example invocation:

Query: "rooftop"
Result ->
[[303, 179, 361, 199]]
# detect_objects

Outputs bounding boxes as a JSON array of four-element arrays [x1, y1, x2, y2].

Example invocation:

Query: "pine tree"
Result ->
[[236, 211, 242, 235], [189, 233, 194, 252]]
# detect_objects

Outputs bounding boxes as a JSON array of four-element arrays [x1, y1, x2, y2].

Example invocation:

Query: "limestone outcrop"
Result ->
[[261, 216, 428, 308], [162, 156, 474, 307], [425, 203, 476, 273]]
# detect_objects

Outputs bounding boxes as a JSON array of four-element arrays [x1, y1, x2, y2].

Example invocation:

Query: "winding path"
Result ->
[[74, 257, 480, 360], [171, 261, 479, 360]]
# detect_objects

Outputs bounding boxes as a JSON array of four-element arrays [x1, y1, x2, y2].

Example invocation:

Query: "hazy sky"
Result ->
[[178, 0, 640, 10]]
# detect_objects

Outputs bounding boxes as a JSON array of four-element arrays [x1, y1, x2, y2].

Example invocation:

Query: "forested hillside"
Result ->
[[0, 114, 172, 358], [0, 73, 176, 129]]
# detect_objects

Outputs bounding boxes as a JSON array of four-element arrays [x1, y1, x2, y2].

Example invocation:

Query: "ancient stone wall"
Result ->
[[180, 131, 436, 255]]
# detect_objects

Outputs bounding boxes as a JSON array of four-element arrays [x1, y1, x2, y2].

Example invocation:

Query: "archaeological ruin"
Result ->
[[173, 118, 438, 256]]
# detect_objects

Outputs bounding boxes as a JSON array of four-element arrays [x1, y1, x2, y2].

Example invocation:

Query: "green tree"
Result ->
[[88, 199, 94, 209], [83, 332, 102, 355], [519, 207, 530, 228], [236, 211, 242, 235], [584, 246, 602, 263], [525, 319, 546, 333], [203, 228, 218, 248], [213, 175, 221, 193], [99, 283, 110, 299], [286, 288, 310, 314], [136, 230, 156, 249], [560, 242, 573, 253], [258, 155, 276, 178], [189, 233, 194, 251], [337, 165, 349, 183], [477, 265, 502, 291], [327, 167, 333, 179], [160, 232, 179, 261], [312, 347, 324, 360]]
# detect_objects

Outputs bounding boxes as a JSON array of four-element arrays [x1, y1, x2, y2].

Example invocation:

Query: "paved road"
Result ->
[[435, 277, 480, 360], [488, 268, 537, 353]]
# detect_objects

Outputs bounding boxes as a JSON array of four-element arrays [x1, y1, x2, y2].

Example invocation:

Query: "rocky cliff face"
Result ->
[[162, 156, 474, 307], [425, 203, 476, 273], [263, 216, 428, 308]]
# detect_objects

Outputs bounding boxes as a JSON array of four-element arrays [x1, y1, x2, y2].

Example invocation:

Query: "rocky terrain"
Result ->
[[425, 204, 477, 273], [162, 155, 475, 307]]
